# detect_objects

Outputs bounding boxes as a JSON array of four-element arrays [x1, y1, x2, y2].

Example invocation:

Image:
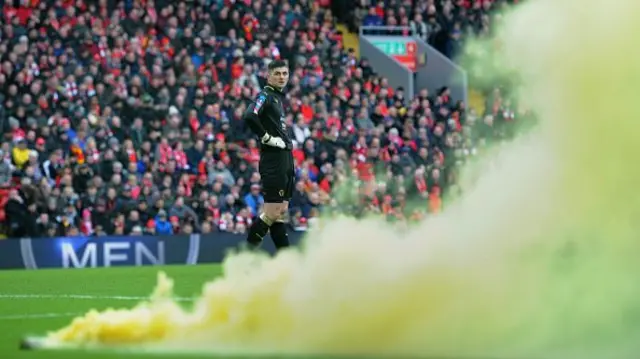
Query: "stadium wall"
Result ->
[[0, 233, 305, 270], [359, 34, 415, 102], [359, 26, 468, 105]]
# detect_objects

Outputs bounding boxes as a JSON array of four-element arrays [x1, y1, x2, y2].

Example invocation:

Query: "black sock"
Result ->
[[246, 217, 271, 249], [269, 222, 290, 250]]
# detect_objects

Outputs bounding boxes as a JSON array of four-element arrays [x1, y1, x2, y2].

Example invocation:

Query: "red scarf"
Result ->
[[174, 150, 188, 169], [80, 220, 94, 236], [209, 207, 220, 224], [158, 144, 172, 164], [126, 148, 137, 163], [130, 185, 141, 199]]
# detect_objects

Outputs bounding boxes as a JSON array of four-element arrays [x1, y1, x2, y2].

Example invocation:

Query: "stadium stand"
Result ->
[[348, 0, 519, 59], [0, 0, 520, 238]]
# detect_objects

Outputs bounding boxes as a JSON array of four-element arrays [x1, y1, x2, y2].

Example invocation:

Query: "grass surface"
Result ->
[[0, 265, 499, 359], [0, 264, 227, 359]]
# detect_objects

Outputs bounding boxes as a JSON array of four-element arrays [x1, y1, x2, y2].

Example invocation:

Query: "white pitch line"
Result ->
[[0, 294, 195, 301], [0, 312, 80, 320]]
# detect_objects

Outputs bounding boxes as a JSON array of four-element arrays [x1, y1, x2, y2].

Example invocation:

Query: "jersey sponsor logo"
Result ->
[[254, 93, 267, 114]]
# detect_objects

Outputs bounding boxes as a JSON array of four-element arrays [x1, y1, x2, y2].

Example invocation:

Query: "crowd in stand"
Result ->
[[342, 0, 519, 59], [0, 0, 522, 239]]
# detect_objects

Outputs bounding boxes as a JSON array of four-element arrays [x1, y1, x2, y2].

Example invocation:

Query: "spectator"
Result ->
[[145, 220, 157, 236], [363, 7, 384, 27], [11, 140, 30, 172], [154, 210, 173, 235], [169, 197, 199, 225], [0, 151, 12, 187], [5, 188, 38, 238], [243, 184, 264, 218]]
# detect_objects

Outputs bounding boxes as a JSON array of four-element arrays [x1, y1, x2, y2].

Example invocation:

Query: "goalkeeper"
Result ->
[[242, 60, 294, 251]]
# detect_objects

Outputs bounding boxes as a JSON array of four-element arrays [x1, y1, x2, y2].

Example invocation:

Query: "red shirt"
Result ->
[[292, 148, 305, 166], [357, 162, 374, 181]]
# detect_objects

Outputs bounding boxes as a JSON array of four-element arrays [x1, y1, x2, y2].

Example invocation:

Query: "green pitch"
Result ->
[[0, 264, 229, 359], [0, 265, 480, 359]]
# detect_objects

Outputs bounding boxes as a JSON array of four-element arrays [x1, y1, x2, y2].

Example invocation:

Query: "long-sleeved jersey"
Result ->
[[243, 85, 293, 152]]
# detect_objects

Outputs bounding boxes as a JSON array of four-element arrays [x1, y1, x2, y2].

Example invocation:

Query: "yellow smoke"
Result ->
[[40, 0, 640, 357]]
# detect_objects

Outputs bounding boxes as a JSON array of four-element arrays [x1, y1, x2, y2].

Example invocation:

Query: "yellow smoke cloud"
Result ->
[[39, 0, 640, 357]]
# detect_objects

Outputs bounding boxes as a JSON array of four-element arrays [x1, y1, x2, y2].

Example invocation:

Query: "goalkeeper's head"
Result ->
[[267, 59, 290, 91]]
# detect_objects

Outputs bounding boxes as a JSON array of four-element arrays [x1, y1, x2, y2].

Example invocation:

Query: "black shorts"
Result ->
[[259, 150, 295, 203]]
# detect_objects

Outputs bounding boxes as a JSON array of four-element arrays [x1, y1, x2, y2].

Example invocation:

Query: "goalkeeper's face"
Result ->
[[268, 66, 290, 90]]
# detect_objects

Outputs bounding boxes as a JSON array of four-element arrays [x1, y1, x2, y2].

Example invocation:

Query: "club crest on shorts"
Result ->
[[279, 189, 284, 197]]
